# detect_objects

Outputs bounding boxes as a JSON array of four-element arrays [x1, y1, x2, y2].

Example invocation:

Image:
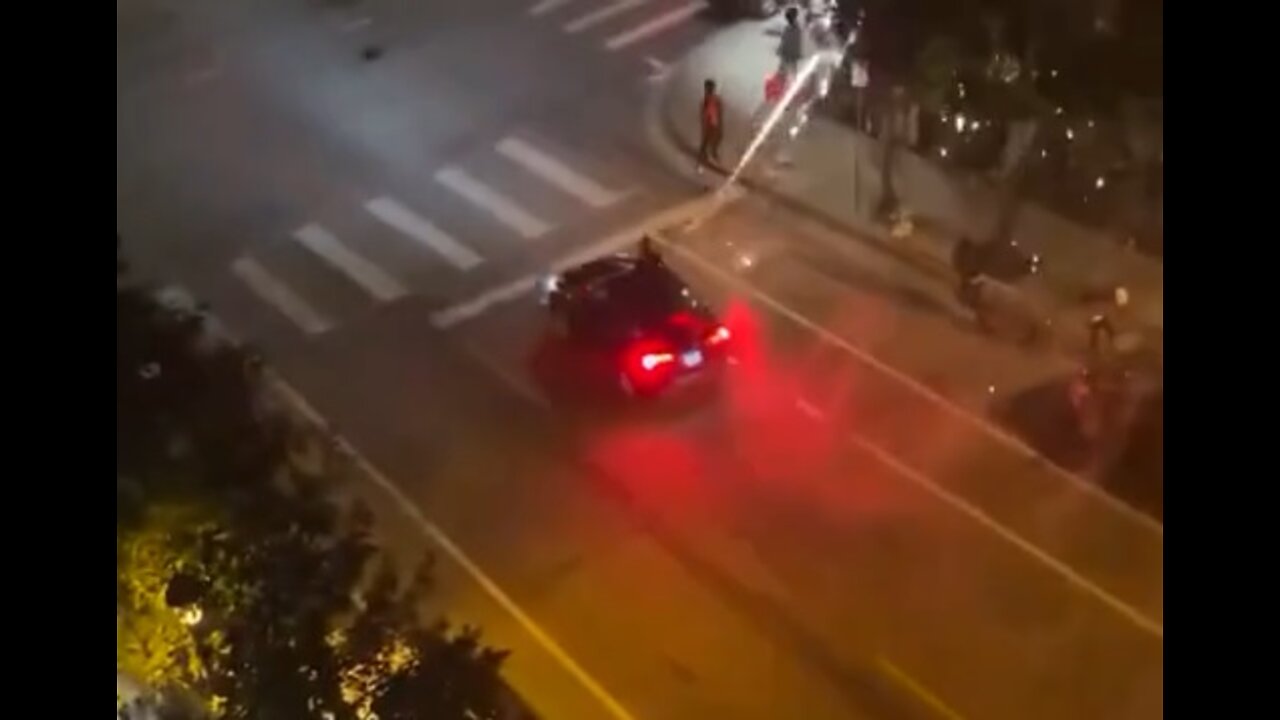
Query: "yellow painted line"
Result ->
[[265, 372, 637, 720], [877, 656, 967, 720]]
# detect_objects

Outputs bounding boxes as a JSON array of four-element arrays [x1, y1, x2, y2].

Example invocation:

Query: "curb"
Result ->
[[654, 74, 1168, 369], [656, 73, 956, 285]]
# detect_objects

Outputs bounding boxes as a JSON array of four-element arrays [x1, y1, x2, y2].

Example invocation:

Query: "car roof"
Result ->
[[563, 254, 643, 286], [564, 255, 701, 326]]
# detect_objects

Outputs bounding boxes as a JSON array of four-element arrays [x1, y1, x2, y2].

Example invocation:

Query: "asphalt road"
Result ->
[[118, 0, 715, 314], [118, 1, 1164, 719]]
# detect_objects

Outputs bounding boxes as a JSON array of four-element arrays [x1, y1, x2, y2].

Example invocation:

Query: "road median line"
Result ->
[[876, 656, 968, 720], [649, 232, 1164, 639], [152, 285, 636, 720], [650, 226, 1162, 535]]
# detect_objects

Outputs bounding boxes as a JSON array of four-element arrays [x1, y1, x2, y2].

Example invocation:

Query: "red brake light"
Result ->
[[706, 326, 731, 346], [640, 352, 675, 371]]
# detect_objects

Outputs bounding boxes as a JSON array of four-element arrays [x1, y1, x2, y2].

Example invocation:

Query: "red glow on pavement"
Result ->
[[586, 426, 711, 511], [718, 299, 764, 365]]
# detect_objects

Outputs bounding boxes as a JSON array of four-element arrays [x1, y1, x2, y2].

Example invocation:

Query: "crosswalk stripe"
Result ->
[[604, 0, 708, 50], [231, 256, 334, 335], [528, 0, 575, 15], [563, 0, 648, 34], [292, 223, 409, 302], [434, 166, 553, 239], [364, 197, 484, 271], [495, 137, 625, 209]]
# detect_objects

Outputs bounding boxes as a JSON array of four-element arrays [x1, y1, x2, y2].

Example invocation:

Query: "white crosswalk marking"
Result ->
[[604, 0, 708, 50], [434, 166, 553, 239], [231, 256, 334, 335], [364, 197, 484, 271], [495, 137, 625, 209], [563, 0, 648, 34], [528, 0, 575, 15], [293, 223, 408, 302]]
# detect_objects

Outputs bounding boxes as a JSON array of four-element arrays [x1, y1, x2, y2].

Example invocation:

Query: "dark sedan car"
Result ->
[[538, 249, 732, 398]]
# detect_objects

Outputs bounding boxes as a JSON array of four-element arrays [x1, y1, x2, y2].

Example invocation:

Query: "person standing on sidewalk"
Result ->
[[779, 6, 804, 80], [697, 78, 725, 173]]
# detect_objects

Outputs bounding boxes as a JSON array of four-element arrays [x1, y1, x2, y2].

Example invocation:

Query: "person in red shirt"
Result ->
[[698, 78, 724, 172]]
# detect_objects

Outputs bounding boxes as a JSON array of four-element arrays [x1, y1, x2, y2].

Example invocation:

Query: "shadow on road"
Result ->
[[1101, 389, 1163, 521], [990, 376, 1094, 472], [991, 375, 1163, 521]]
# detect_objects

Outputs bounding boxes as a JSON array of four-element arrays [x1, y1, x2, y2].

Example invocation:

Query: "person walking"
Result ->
[[778, 6, 804, 80], [698, 78, 725, 172]]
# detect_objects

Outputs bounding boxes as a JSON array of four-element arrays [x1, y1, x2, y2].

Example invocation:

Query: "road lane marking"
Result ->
[[563, 0, 648, 34], [795, 397, 825, 420], [429, 188, 743, 328], [293, 223, 408, 302], [263, 373, 635, 720], [496, 137, 627, 209], [847, 429, 1161, 637], [434, 166, 553, 240], [876, 657, 967, 720], [652, 229, 1164, 536], [650, 231, 1164, 638], [340, 17, 373, 32], [639, 63, 1160, 534], [142, 292, 611, 711], [365, 196, 484, 271], [528, 0, 575, 15], [643, 56, 671, 83], [230, 257, 334, 335], [604, 0, 707, 50]]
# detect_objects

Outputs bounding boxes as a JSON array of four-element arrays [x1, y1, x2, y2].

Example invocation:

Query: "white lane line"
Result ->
[[650, 231, 1164, 638], [529, 0, 575, 15], [496, 137, 627, 209], [262, 373, 635, 720], [293, 223, 408, 302], [563, 0, 648, 34], [848, 425, 1161, 638], [434, 166, 553, 240], [341, 17, 373, 32], [430, 187, 743, 329], [652, 230, 1164, 536], [876, 657, 967, 720], [644, 56, 671, 83], [365, 197, 484, 272], [230, 256, 334, 335], [795, 397, 825, 420], [604, 0, 707, 50]]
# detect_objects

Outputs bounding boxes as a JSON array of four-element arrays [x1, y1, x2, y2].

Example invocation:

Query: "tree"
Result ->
[[857, 0, 978, 218], [117, 247, 512, 719]]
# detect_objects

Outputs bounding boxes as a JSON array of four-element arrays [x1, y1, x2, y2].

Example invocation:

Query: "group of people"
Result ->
[[697, 4, 843, 173]]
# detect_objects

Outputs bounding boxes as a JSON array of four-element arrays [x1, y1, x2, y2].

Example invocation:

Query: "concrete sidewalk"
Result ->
[[659, 18, 1163, 368]]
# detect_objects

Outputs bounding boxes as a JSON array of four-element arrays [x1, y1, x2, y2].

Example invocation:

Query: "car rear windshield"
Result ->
[[606, 268, 695, 325]]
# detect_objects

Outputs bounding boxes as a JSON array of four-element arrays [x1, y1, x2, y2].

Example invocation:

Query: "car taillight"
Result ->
[[705, 325, 731, 347], [640, 352, 675, 371]]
